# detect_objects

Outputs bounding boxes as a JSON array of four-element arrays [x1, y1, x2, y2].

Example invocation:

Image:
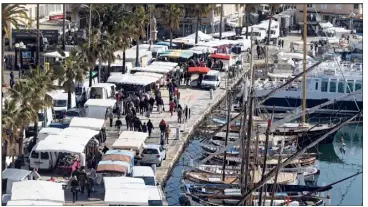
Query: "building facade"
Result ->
[[295, 4, 363, 23], [154, 4, 245, 38]]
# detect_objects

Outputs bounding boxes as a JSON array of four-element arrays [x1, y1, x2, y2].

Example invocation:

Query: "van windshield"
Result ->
[[53, 100, 67, 107], [135, 176, 155, 186], [203, 75, 217, 81]]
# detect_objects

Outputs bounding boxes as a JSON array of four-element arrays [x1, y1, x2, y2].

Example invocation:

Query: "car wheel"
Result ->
[[157, 161, 162, 167]]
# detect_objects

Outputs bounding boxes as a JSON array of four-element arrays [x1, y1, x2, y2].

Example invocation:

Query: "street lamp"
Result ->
[[15, 42, 26, 78]]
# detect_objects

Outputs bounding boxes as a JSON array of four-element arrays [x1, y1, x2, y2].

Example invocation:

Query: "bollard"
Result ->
[[210, 89, 213, 99], [176, 125, 180, 140]]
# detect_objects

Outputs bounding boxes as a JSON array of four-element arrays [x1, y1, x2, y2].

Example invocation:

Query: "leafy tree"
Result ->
[[159, 4, 184, 49]]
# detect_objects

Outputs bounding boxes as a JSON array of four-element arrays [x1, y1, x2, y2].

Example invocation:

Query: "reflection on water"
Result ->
[[164, 123, 363, 206]]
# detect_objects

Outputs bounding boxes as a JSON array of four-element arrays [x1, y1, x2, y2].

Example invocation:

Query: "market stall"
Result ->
[[157, 50, 194, 63], [9, 180, 64, 205], [96, 160, 132, 176], [84, 99, 117, 120], [188, 67, 210, 74], [69, 117, 106, 142], [112, 138, 146, 163], [107, 73, 160, 94], [58, 127, 100, 156]]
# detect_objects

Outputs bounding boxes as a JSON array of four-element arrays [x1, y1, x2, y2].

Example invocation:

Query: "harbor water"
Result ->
[[163, 123, 362, 206]]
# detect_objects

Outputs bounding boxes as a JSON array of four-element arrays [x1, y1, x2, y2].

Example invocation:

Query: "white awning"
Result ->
[[112, 138, 146, 151], [69, 117, 105, 131], [7, 200, 63, 206], [58, 127, 99, 138], [34, 134, 91, 154], [118, 131, 148, 141], [104, 188, 149, 206], [11, 180, 64, 203], [104, 177, 146, 189]]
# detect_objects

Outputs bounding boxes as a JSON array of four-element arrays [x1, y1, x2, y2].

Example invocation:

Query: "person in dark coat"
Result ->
[[281, 39, 284, 48], [147, 119, 154, 137], [70, 176, 79, 203], [142, 122, 147, 133], [184, 105, 189, 121], [125, 113, 131, 130], [102, 145, 109, 154], [85, 176, 93, 198], [77, 168, 87, 194], [159, 119, 166, 141]]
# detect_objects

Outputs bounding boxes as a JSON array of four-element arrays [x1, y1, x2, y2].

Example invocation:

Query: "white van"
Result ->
[[49, 90, 76, 119], [25, 107, 55, 137], [29, 150, 59, 170], [201, 70, 221, 90], [132, 166, 157, 186], [87, 83, 116, 100], [147, 186, 164, 206], [75, 77, 97, 104]]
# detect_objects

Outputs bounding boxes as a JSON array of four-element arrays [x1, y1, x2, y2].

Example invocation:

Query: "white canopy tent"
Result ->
[[112, 138, 146, 151], [183, 31, 214, 42], [149, 61, 178, 67], [10, 180, 64, 203], [69, 117, 105, 131], [103, 177, 146, 189], [7, 200, 63, 206], [58, 127, 100, 138], [133, 72, 164, 79], [33, 134, 91, 154], [107, 73, 160, 86], [118, 131, 148, 141]]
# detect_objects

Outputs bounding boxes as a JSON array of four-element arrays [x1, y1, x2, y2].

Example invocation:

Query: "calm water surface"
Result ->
[[164, 123, 363, 206]]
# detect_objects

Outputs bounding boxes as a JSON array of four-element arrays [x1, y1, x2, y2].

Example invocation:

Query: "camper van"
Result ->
[[87, 83, 116, 100]]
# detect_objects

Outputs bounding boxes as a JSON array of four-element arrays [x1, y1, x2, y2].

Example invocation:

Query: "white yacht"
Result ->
[[254, 60, 362, 115]]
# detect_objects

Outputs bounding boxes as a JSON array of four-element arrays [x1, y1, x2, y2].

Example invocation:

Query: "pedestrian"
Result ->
[[108, 109, 114, 128], [147, 119, 154, 137], [256, 45, 260, 59], [78, 168, 87, 194], [278, 39, 281, 47], [134, 117, 142, 132], [165, 125, 171, 144], [70, 176, 79, 203], [184, 105, 189, 121], [102, 145, 109, 154], [86, 176, 93, 198], [169, 101, 175, 116], [116, 103, 121, 119], [177, 107, 182, 123], [115, 118, 123, 134], [142, 122, 147, 133], [281, 39, 284, 48], [159, 119, 166, 141], [125, 113, 131, 130]]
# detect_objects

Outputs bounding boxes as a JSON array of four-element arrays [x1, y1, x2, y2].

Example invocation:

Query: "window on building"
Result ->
[[321, 4, 328, 9], [346, 82, 354, 93], [335, 4, 342, 10], [307, 4, 313, 8], [323, 15, 329, 21], [338, 82, 345, 93], [329, 81, 336, 92], [355, 82, 362, 91], [315, 81, 319, 90], [39, 5, 45, 18], [354, 4, 359, 9], [321, 80, 328, 92]]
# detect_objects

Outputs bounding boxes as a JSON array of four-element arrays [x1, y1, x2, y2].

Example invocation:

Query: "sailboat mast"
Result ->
[[222, 76, 232, 181], [301, 4, 307, 124]]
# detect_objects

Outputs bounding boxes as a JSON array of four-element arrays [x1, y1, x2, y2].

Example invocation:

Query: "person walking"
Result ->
[[159, 119, 166, 144], [125, 113, 131, 130], [86, 176, 93, 198], [78, 168, 87, 194], [147, 119, 154, 137], [184, 105, 189, 121], [115, 118, 123, 135], [108, 109, 114, 128], [165, 125, 171, 144], [9, 71, 14, 88], [70, 176, 79, 203], [142, 122, 147, 133], [281, 39, 284, 48], [169, 100, 175, 116], [177, 106, 182, 123]]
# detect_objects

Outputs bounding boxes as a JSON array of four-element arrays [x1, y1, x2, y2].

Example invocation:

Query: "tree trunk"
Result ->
[[89, 68, 92, 87], [219, 4, 223, 40], [108, 60, 111, 76], [135, 39, 140, 67], [169, 16, 173, 49], [67, 88, 72, 109], [169, 28, 173, 49], [62, 4, 66, 51], [36, 4, 40, 67], [2, 33, 5, 89], [195, 14, 200, 44], [122, 49, 126, 74]]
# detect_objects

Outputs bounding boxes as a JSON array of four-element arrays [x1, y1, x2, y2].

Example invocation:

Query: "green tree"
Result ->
[[130, 6, 149, 67], [190, 5, 215, 44], [159, 4, 184, 49], [2, 4, 32, 89], [57, 49, 88, 109]]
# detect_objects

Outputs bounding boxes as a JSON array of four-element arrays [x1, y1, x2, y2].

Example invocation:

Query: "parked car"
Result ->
[[140, 145, 166, 167]]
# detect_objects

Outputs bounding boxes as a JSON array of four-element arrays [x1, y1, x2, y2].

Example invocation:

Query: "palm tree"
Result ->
[[159, 4, 183, 49], [8, 67, 56, 154], [58, 49, 87, 109], [2, 4, 32, 88], [130, 6, 149, 67], [190, 5, 215, 44]]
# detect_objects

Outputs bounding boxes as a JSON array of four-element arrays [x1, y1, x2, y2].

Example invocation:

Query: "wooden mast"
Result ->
[[301, 4, 307, 124]]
